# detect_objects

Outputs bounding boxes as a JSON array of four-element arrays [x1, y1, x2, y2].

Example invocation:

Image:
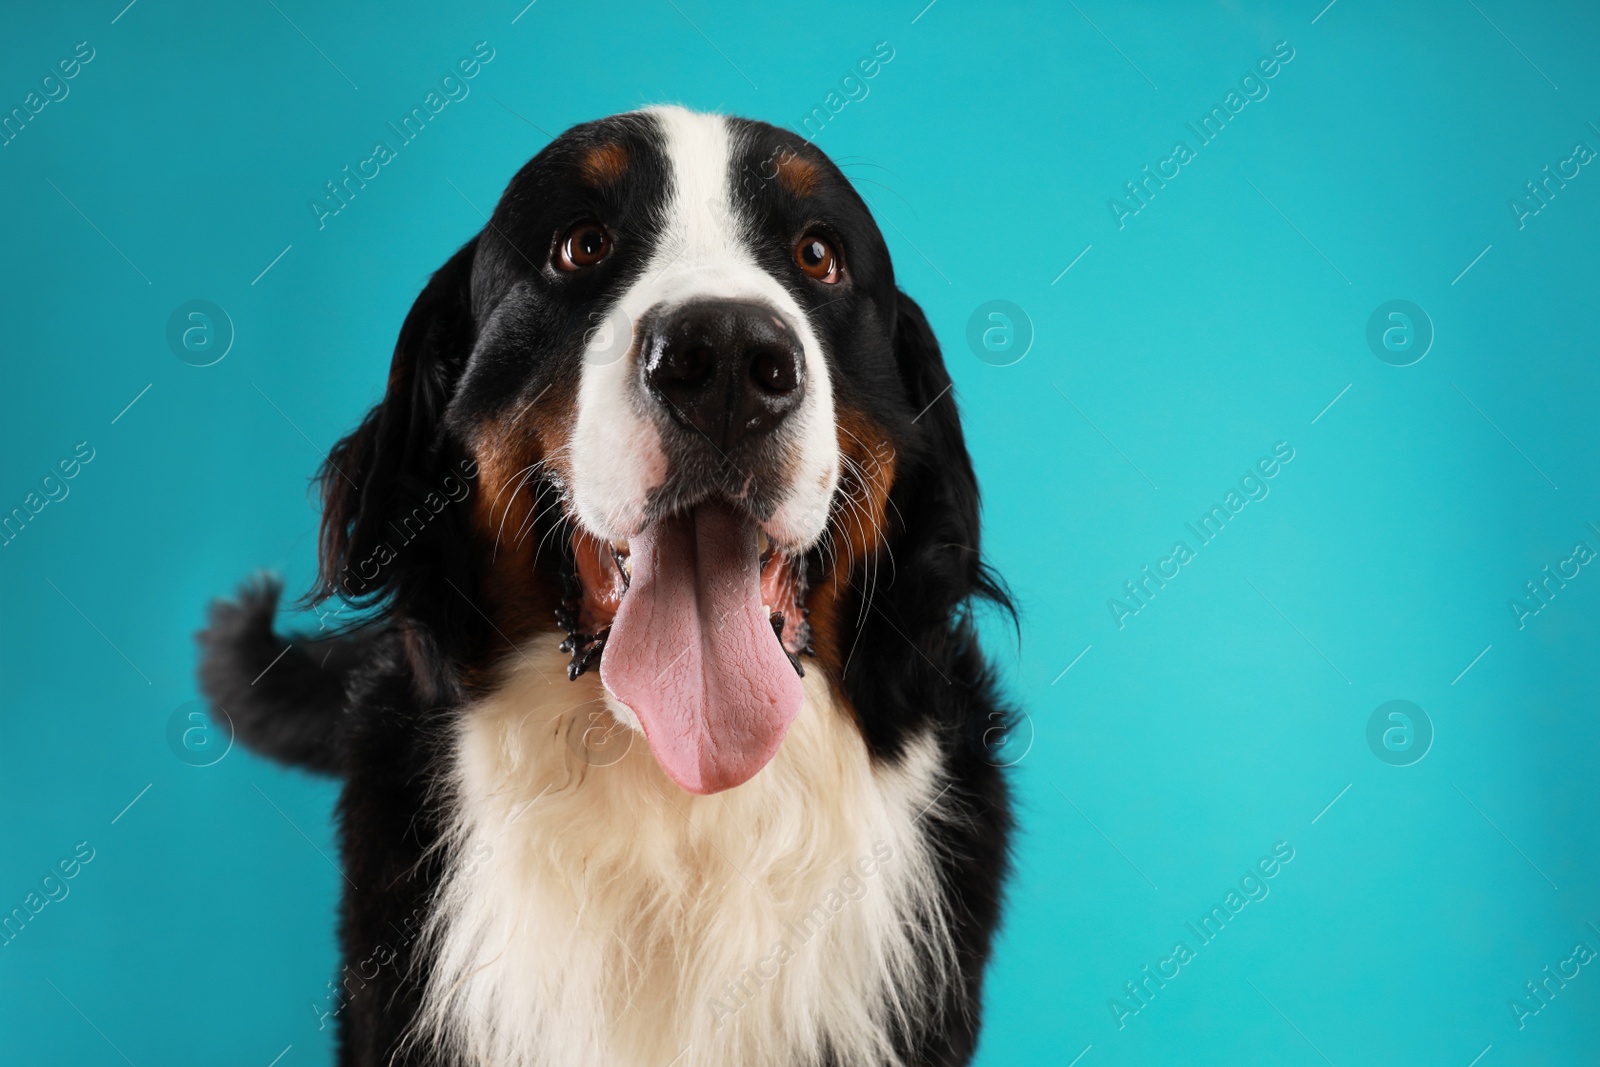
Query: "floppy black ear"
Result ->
[[888, 290, 1012, 624], [841, 292, 1017, 766], [311, 236, 480, 610]]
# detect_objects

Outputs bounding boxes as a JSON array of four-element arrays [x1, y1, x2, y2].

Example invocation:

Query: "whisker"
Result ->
[[493, 461, 545, 561], [514, 486, 566, 549]]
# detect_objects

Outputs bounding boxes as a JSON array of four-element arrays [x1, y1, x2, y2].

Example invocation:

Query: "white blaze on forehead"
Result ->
[[567, 106, 840, 546]]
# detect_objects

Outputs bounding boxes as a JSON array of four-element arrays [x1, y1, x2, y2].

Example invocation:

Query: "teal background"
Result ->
[[2, 1, 1598, 1063]]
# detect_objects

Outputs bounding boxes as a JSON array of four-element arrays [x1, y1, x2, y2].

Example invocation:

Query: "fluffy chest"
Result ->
[[414, 641, 951, 1067]]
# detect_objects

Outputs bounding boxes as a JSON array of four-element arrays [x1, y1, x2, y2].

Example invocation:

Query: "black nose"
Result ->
[[641, 300, 805, 450]]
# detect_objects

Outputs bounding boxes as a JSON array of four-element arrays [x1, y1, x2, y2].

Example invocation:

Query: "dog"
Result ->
[[199, 105, 1015, 1067]]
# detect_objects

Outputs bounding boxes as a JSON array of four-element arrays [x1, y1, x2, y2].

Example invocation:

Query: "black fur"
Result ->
[[197, 110, 1014, 1067], [850, 293, 1016, 1064], [196, 576, 370, 776]]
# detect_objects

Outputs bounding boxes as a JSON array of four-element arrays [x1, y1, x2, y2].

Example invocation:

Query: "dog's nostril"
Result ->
[[749, 347, 798, 395], [641, 300, 806, 450], [662, 344, 715, 386]]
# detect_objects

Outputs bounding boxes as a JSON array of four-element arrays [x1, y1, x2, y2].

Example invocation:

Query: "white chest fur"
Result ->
[[412, 639, 952, 1067]]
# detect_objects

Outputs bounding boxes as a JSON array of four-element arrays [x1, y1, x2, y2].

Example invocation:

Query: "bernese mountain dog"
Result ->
[[199, 105, 1015, 1067]]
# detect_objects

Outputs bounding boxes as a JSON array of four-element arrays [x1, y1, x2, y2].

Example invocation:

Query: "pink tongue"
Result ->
[[600, 504, 804, 794]]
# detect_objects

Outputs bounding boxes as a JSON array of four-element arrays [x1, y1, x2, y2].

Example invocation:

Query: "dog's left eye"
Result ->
[[558, 222, 612, 270], [794, 233, 841, 284]]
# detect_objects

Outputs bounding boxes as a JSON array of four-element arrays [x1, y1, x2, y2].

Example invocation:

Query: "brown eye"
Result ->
[[558, 222, 611, 270], [794, 233, 841, 283]]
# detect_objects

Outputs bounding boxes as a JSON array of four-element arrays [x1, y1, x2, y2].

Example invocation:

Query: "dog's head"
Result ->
[[315, 106, 992, 794]]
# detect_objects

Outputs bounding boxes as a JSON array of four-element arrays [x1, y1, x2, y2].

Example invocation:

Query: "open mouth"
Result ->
[[557, 503, 813, 794]]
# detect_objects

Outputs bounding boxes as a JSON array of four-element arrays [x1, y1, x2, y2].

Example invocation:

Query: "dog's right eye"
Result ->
[[558, 222, 611, 271]]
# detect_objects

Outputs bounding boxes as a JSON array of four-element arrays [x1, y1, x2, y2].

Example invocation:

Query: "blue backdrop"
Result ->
[[3, 1, 1598, 1064]]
